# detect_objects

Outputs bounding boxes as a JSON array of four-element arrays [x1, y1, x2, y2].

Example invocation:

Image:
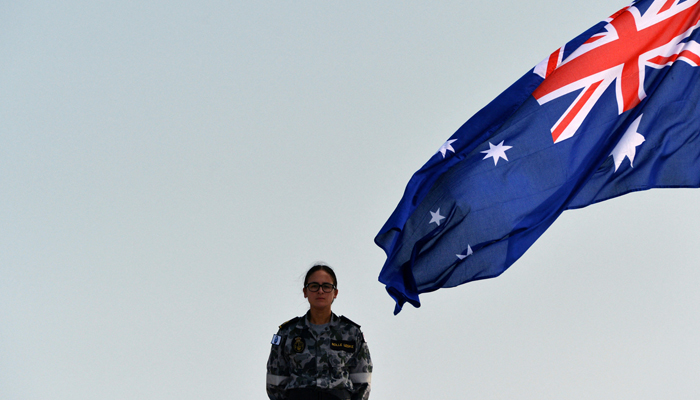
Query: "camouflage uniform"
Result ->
[[267, 312, 372, 400]]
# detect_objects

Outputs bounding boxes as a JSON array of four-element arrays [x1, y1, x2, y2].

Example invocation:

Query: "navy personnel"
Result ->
[[267, 263, 372, 400]]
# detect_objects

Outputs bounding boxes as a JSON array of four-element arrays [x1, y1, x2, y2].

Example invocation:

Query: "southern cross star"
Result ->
[[438, 139, 457, 158], [429, 208, 446, 226], [481, 141, 513, 165], [457, 245, 473, 260]]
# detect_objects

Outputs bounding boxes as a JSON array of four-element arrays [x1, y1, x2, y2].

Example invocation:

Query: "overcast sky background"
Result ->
[[3, 1, 700, 399]]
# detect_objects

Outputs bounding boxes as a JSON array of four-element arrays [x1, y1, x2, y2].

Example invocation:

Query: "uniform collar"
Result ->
[[302, 311, 339, 328]]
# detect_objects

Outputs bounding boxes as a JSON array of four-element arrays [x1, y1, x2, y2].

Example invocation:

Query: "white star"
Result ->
[[481, 141, 513, 165], [611, 114, 646, 172], [429, 208, 446, 226], [457, 245, 473, 260], [438, 139, 458, 158]]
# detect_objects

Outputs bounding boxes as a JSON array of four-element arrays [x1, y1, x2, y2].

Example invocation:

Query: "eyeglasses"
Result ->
[[305, 282, 336, 293]]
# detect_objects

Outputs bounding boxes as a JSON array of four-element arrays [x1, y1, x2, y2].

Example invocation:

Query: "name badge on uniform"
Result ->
[[330, 340, 355, 353], [271, 334, 282, 346]]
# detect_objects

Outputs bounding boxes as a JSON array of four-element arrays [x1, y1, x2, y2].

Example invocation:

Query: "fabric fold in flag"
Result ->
[[375, 0, 700, 314]]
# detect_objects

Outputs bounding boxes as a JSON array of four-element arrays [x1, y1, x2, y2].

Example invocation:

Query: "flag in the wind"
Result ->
[[375, 0, 700, 314]]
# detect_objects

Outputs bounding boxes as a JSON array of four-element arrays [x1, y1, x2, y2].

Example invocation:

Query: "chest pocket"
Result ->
[[328, 340, 354, 371], [286, 336, 315, 370]]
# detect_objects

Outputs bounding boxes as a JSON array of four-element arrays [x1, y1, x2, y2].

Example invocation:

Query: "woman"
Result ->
[[266, 263, 372, 400]]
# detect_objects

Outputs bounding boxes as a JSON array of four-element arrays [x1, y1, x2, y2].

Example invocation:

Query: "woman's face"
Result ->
[[304, 270, 337, 310]]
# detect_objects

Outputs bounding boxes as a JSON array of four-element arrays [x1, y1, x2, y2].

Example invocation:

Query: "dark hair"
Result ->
[[303, 263, 337, 287]]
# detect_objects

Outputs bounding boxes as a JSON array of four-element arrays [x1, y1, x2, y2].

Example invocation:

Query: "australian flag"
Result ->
[[375, 0, 700, 314]]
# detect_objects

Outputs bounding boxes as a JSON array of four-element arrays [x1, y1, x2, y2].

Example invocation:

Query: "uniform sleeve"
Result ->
[[348, 331, 372, 400], [266, 332, 290, 400]]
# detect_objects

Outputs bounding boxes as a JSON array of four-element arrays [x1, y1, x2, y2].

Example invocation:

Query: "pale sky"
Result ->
[[2, 1, 700, 399]]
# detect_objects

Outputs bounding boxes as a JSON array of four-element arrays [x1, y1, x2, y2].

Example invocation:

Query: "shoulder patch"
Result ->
[[279, 316, 301, 330], [340, 315, 360, 328], [271, 334, 282, 346]]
